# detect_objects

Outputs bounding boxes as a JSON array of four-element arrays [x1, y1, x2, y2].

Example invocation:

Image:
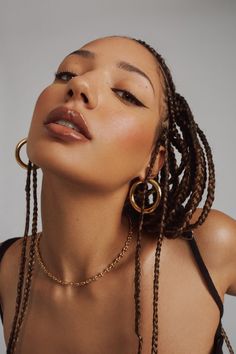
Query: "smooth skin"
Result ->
[[0, 36, 235, 354]]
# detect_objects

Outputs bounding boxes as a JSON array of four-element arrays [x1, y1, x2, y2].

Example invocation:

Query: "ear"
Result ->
[[139, 146, 166, 181]]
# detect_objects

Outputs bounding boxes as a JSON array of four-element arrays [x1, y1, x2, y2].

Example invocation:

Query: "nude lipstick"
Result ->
[[44, 107, 92, 142]]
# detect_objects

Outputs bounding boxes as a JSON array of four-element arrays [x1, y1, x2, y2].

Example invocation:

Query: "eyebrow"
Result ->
[[69, 49, 155, 94], [70, 49, 95, 59]]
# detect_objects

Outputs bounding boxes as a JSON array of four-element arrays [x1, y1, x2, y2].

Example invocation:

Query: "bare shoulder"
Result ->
[[191, 208, 236, 296], [0, 237, 23, 270], [142, 208, 236, 297]]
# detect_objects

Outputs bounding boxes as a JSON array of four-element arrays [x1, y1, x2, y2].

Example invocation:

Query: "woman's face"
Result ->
[[27, 36, 165, 192]]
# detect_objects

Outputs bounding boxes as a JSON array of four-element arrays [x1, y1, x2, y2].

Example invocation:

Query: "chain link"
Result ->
[[35, 218, 133, 286]]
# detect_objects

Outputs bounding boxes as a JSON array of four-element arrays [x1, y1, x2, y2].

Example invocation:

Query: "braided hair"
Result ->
[[124, 37, 215, 353], [6, 37, 233, 353], [126, 37, 233, 353], [7, 161, 38, 353]]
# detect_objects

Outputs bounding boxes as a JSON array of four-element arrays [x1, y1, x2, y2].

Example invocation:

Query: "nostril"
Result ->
[[67, 89, 73, 97], [81, 93, 89, 103], [66, 89, 89, 104]]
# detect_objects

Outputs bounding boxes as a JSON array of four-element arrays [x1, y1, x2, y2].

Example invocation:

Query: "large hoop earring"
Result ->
[[129, 178, 162, 214], [15, 138, 39, 170]]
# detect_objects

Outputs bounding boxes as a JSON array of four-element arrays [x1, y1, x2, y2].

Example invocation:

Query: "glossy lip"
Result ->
[[44, 106, 92, 140]]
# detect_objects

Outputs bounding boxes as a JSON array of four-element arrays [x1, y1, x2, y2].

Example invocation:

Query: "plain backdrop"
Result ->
[[0, 0, 235, 352]]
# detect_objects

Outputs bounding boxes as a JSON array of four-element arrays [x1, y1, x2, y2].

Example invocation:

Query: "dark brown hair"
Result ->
[[6, 37, 232, 354]]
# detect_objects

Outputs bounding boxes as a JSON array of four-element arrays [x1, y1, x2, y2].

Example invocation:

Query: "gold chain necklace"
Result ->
[[35, 218, 133, 287]]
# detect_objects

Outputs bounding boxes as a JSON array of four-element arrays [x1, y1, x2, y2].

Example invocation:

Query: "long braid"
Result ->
[[134, 194, 145, 353], [7, 164, 38, 353], [7, 161, 32, 353], [192, 125, 215, 227], [134, 135, 163, 352], [151, 130, 169, 353]]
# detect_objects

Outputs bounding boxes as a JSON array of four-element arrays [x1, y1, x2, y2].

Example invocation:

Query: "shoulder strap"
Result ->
[[0, 237, 22, 324], [212, 322, 224, 354], [0, 237, 22, 262], [188, 235, 224, 318]]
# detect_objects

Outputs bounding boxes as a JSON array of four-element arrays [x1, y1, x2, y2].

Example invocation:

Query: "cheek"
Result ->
[[109, 112, 155, 152], [28, 86, 57, 138], [27, 85, 60, 160], [98, 110, 157, 174], [118, 120, 153, 149], [32, 85, 59, 120]]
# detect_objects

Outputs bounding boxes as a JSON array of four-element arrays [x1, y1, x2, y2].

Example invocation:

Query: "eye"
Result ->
[[112, 88, 145, 107], [54, 71, 77, 82]]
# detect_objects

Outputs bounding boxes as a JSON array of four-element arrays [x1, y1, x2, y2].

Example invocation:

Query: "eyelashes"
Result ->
[[54, 70, 146, 107], [54, 71, 77, 81], [111, 89, 145, 107]]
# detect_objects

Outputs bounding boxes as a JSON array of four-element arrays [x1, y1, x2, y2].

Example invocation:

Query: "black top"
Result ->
[[0, 234, 225, 353]]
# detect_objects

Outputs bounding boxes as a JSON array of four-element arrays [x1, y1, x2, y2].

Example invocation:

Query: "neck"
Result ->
[[37, 172, 135, 283]]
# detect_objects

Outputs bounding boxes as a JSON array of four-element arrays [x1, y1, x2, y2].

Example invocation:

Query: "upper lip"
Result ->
[[44, 106, 92, 140]]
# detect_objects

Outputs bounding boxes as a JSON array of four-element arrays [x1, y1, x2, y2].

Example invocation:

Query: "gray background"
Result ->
[[0, 0, 235, 352]]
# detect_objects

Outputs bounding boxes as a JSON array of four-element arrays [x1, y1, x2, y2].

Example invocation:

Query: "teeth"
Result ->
[[55, 119, 79, 131]]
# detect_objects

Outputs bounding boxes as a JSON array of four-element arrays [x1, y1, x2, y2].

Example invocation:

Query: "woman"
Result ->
[[0, 35, 235, 354]]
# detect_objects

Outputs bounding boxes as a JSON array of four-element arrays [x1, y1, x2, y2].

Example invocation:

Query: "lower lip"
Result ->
[[44, 123, 89, 142]]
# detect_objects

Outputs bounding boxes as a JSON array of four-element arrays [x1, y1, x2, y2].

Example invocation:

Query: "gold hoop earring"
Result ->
[[15, 138, 39, 170], [129, 178, 162, 214]]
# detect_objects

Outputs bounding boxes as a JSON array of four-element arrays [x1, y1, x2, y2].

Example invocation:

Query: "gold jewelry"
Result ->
[[35, 218, 134, 286], [129, 178, 162, 214], [15, 138, 39, 169]]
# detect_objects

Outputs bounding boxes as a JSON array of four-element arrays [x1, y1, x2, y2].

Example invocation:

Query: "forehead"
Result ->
[[80, 37, 156, 67], [61, 37, 161, 94]]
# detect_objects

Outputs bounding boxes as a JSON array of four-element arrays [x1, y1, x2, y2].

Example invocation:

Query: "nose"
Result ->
[[64, 75, 98, 109]]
